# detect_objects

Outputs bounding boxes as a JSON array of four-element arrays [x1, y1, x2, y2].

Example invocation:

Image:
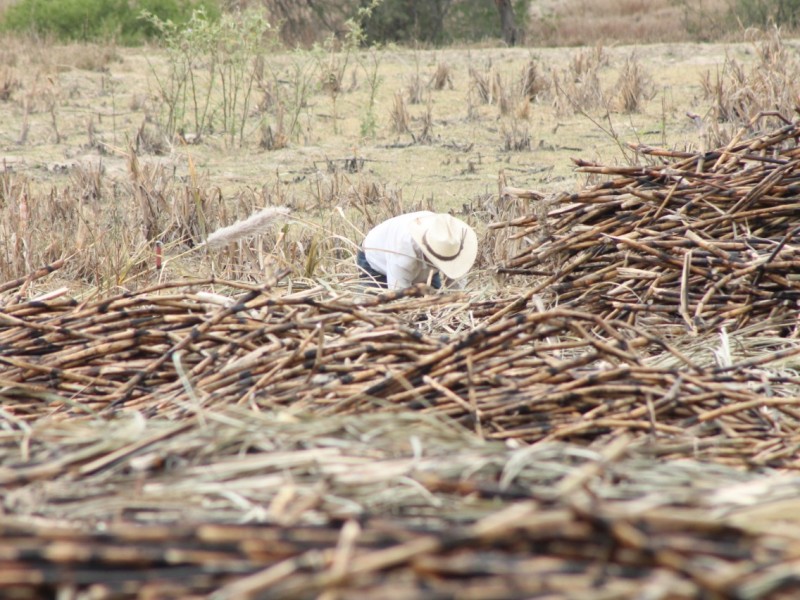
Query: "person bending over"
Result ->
[[357, 211, 477, 290]]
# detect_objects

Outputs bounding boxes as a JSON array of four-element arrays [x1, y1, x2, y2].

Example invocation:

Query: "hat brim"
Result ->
[[409, 214, 478, 280]]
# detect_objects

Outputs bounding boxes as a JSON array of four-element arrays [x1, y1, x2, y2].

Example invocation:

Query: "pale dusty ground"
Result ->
[[0, 38, 766, 213]]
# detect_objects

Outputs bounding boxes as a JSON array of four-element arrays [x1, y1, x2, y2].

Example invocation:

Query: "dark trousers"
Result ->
[[356, 250, 441, 289], [357, 249, 388, 287]]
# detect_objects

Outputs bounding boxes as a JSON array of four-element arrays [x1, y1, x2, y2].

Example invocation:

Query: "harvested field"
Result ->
[[4, 121, 800, 597], [3, 19, 800, 600]]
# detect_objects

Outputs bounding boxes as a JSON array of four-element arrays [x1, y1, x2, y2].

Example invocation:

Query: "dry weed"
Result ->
[[552, 47, 609, 115], [469, 64, 493, 104], [256, 73, 290, 150], [473, 172, 553, 289], [493, 71, 511, 116], [320, 46, 349, 134], [413, 95, 434, 144], [700, 27, 800, 141], [129, 92, 147, 112], [0, 67, 20, 102], [615, 53, 654, 113], [70, 160, 104, 202], [390, 90, 410, 134], [515, 99, 531, 120], [501, 118, 531, 151], [135, 118, 170, 155], [63, 43, 120, 72], [256, 72, 278, 113], [259, 121, 289, 150], [471, 62, 541, 118], [429, 62, 453, 91], [519, 58, 547, 101], [0, 166, 154, 289], [16, 102, 29, 145], [570, 45, 609, 77], [528, 0, 729, 46], [3, 148, 287, 290], [0, 172, 32, 278], [406, 63, 424, 104], [552, 70, 603, 116]]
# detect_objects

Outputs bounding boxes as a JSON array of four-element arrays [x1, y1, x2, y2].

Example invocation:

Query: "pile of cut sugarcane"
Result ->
[[496, 119, 800, 334], [4, 119, 800, 598], [2, 274, 799, 467]]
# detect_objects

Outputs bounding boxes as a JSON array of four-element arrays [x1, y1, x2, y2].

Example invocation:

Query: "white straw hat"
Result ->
[[408, 213, 478, 280]]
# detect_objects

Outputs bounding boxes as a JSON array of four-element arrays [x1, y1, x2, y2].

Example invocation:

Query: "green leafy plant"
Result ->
[[731, 0, 800, 28], [143, 7, 272, 147], [215, 10, 273, 147], [143, 7, 218, 141], [347, 1, 383, 139], [314, 33, 352, 135], [358, 47, 382, 139], [311, 0, 383, 137], [259, 51, 317, 146], [1, 0, 220, 45], [358, 0, 529, 46]]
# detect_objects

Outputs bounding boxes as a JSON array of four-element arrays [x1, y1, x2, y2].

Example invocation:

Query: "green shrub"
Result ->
[[1, 0, 221, 45], [731, 0, 800, 28], [359, 0, 529, 46], [144, 7, 275, 147], [360, 0, 448, 45]]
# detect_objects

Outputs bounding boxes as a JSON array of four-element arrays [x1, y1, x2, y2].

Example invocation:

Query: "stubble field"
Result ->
[[0, 31, 761, 291], [2, 22, 800, 599]]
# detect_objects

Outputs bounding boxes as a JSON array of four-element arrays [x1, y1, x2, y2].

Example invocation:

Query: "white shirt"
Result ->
[[363, 211, 437, 289]]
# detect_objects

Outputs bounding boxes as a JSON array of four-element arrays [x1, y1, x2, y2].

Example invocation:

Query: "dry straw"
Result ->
[[5, 115, 800, 598], [1, 274, 799, 465], [495, 112, 800, 335], [1, 273, 800, 597], [205, 206, 290, 249]]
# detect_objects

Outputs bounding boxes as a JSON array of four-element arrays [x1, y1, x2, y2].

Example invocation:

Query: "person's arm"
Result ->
[[385, 259, 415, 289], [369, 216, 427, 289]]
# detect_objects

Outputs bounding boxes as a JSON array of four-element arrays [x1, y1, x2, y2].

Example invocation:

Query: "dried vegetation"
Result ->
[[3, 252, 800, 596], [3, 20, 800, 600], [497, 115, 800, 337]]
